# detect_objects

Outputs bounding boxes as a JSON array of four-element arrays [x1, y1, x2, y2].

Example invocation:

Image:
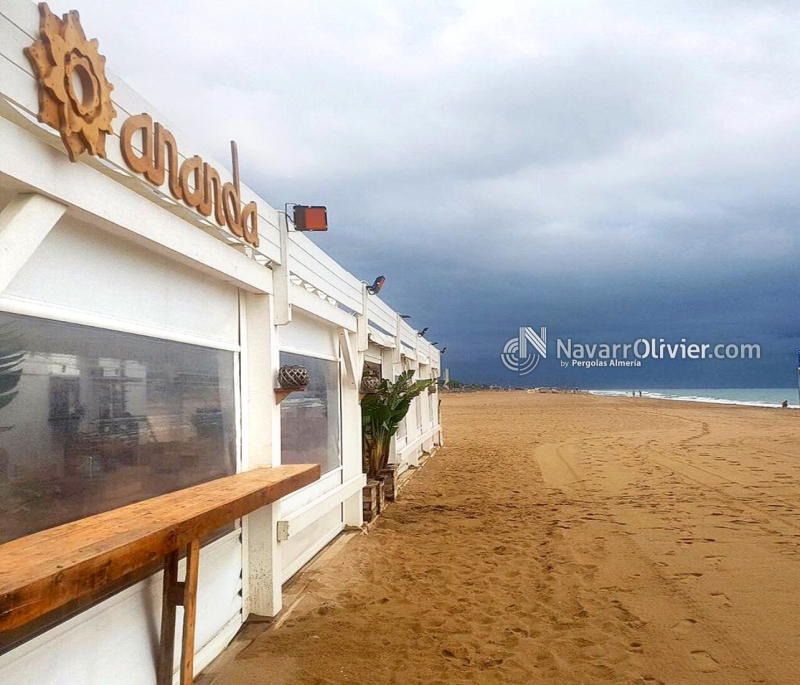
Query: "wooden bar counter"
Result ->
[[0, 464, 320, 683]]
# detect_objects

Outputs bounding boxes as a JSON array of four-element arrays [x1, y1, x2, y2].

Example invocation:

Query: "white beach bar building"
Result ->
[[0, 1, 442, 683]]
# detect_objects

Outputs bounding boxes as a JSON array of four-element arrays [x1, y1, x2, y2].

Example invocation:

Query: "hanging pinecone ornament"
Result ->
[[278, 365, 309, 389]]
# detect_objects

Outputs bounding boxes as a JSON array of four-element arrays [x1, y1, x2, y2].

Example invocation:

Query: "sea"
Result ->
[[589, 388, 800, 409]]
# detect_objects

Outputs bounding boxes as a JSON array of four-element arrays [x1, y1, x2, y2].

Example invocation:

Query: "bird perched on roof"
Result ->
[[440, 347, 447, 354], [366, 276, 385, 295], [418, 327, 428, 336]]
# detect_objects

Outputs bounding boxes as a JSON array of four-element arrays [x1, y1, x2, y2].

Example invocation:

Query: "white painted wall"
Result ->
[[0, 530, 243, 685], [278, 311, 339, 359], [4, 218, 240, 348], [0, 217, 244, 683], [0, 1, 442, 679]]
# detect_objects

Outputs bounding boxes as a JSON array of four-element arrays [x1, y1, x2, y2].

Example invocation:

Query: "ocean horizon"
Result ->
[[589, 388, 800, 409]]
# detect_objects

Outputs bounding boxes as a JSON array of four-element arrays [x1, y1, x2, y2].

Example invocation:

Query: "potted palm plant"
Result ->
[[361, 370, 434, 519]]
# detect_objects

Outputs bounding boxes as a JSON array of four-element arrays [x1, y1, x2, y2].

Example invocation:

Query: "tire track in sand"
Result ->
[[535, 439, 776, 684]]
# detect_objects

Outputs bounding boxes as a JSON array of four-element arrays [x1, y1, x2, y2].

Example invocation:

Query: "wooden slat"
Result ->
[[181, 539, 201, 685], [0, 464, 319, 632], [157, 550, 180, 685]]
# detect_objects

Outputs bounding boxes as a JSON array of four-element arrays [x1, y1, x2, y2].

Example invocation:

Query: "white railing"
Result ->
[[366, 295, 396, 337], [288, 232, 363, 312]]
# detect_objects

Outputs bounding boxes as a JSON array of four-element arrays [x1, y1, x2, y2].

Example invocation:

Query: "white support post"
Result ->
[[274, 211, 292, 326], [379, 346, 400, 466], [0, 193, 67, 295], [357, 283, 369, 352], [394, 314, 403, 374], [407, 357, 422, 468], [340, 336, 363, 528], [241, 292, 283, 617], [390, 316, 404, 466], [387, 434, 399, 468], [420, 364, 433, 452], [380, 347, 394, 380]]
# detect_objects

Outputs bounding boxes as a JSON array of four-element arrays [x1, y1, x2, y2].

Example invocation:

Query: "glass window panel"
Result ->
[[0, 312, 237, 544], [280, 353, 340, 475]]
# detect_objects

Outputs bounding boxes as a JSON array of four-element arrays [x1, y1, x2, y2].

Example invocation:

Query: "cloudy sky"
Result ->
[[71, 0, 800, 388]]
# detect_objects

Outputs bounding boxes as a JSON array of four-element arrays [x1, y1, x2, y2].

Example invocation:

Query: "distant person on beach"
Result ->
[[782, 400, 788, 408]]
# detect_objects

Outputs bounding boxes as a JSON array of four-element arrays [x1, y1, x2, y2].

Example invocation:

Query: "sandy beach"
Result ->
[[214, 392, 800, 685]]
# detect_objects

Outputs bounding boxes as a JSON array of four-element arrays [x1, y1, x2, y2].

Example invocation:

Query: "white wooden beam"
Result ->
[[273, 212, 292, 325], [291, 284, 356, 332], [276, 474, 366, 541], [340, 330, 360, 389], [0, 193, 67, 295], [0, 116, 273, 294]]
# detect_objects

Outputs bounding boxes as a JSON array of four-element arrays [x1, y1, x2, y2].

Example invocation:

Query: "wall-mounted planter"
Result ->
[[360, 375, 381, 394], [275, 364, 309, 403], [359, 374, 381, 403]]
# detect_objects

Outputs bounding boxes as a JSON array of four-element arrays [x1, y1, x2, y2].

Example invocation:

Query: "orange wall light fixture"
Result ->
[[293, 205, 328, 232]]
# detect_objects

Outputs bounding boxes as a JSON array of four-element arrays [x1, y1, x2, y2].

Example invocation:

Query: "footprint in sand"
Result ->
[[670, 618, 697, 636], [672, 572, 703, 581], [690, 650, 720, 672], [710, 592, 732, 607]]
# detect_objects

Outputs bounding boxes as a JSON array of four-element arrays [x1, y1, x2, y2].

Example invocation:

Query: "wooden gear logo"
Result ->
[[24, 2, 116, 162]]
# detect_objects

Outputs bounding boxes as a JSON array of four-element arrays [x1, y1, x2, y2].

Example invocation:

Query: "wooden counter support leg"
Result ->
[[156, 540, 201, 685], [180, 539, 201, 685], [157, 550, 180, 685]]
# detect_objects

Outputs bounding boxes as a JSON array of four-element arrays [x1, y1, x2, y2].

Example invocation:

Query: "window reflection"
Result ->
[[280, 353, 341, 475], [0, 313, 237, 544]]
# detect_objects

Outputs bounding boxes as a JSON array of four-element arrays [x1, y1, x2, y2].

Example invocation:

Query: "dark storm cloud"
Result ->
[[67, 0, 800, 387]]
